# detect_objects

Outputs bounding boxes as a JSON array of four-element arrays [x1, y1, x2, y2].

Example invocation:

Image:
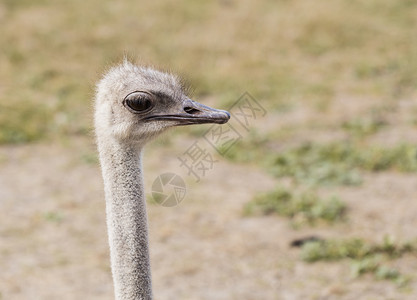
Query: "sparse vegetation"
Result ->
[[301, 237, 416, 285], [43, 211, 63, 223], [350, 257, 408, 286], [225, 137, 417, 186], [301, 236, 416, 262], [245, 187, 346, 225], [342, 116, 387, 137], [270, 143, 417, 183]]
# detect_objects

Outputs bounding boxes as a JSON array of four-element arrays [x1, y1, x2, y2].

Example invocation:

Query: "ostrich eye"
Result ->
[[124, 92, 154, 113]]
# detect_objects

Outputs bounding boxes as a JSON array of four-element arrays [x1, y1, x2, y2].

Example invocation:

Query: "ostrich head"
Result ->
[[95, 61, 230, 144]]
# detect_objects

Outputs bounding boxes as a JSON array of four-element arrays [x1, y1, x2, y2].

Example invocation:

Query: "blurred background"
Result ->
[[1, 0, 417, 299]]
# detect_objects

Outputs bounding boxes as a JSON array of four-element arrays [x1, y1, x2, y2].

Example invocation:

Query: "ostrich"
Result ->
[[94, 61, 230, 300]]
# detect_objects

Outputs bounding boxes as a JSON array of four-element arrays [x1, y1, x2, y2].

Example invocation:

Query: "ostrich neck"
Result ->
[[97, 138, 152, 300]]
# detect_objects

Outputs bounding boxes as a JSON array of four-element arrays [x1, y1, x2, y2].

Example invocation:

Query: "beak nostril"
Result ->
[[184, 106, 201, 115]]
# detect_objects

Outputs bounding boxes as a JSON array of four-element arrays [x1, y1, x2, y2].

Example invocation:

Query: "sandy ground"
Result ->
[[1, 128, 417, 300]]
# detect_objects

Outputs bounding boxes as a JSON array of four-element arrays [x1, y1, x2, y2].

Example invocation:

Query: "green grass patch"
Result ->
[[301, 236, 416, 262], [268, 142, 363, 186], [350, 257, 408, 286], [301, 236, 415, 285], [43, 211, 63, 223], [342, 116, 387, 137], [245, 187, 346, 225], [225, 133, 417, 186], [269, 142, 417, 184]]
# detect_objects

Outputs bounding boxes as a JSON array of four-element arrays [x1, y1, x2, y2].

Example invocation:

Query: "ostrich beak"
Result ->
[[145, 99, 230, 125], [180, 99, 230, 125]]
